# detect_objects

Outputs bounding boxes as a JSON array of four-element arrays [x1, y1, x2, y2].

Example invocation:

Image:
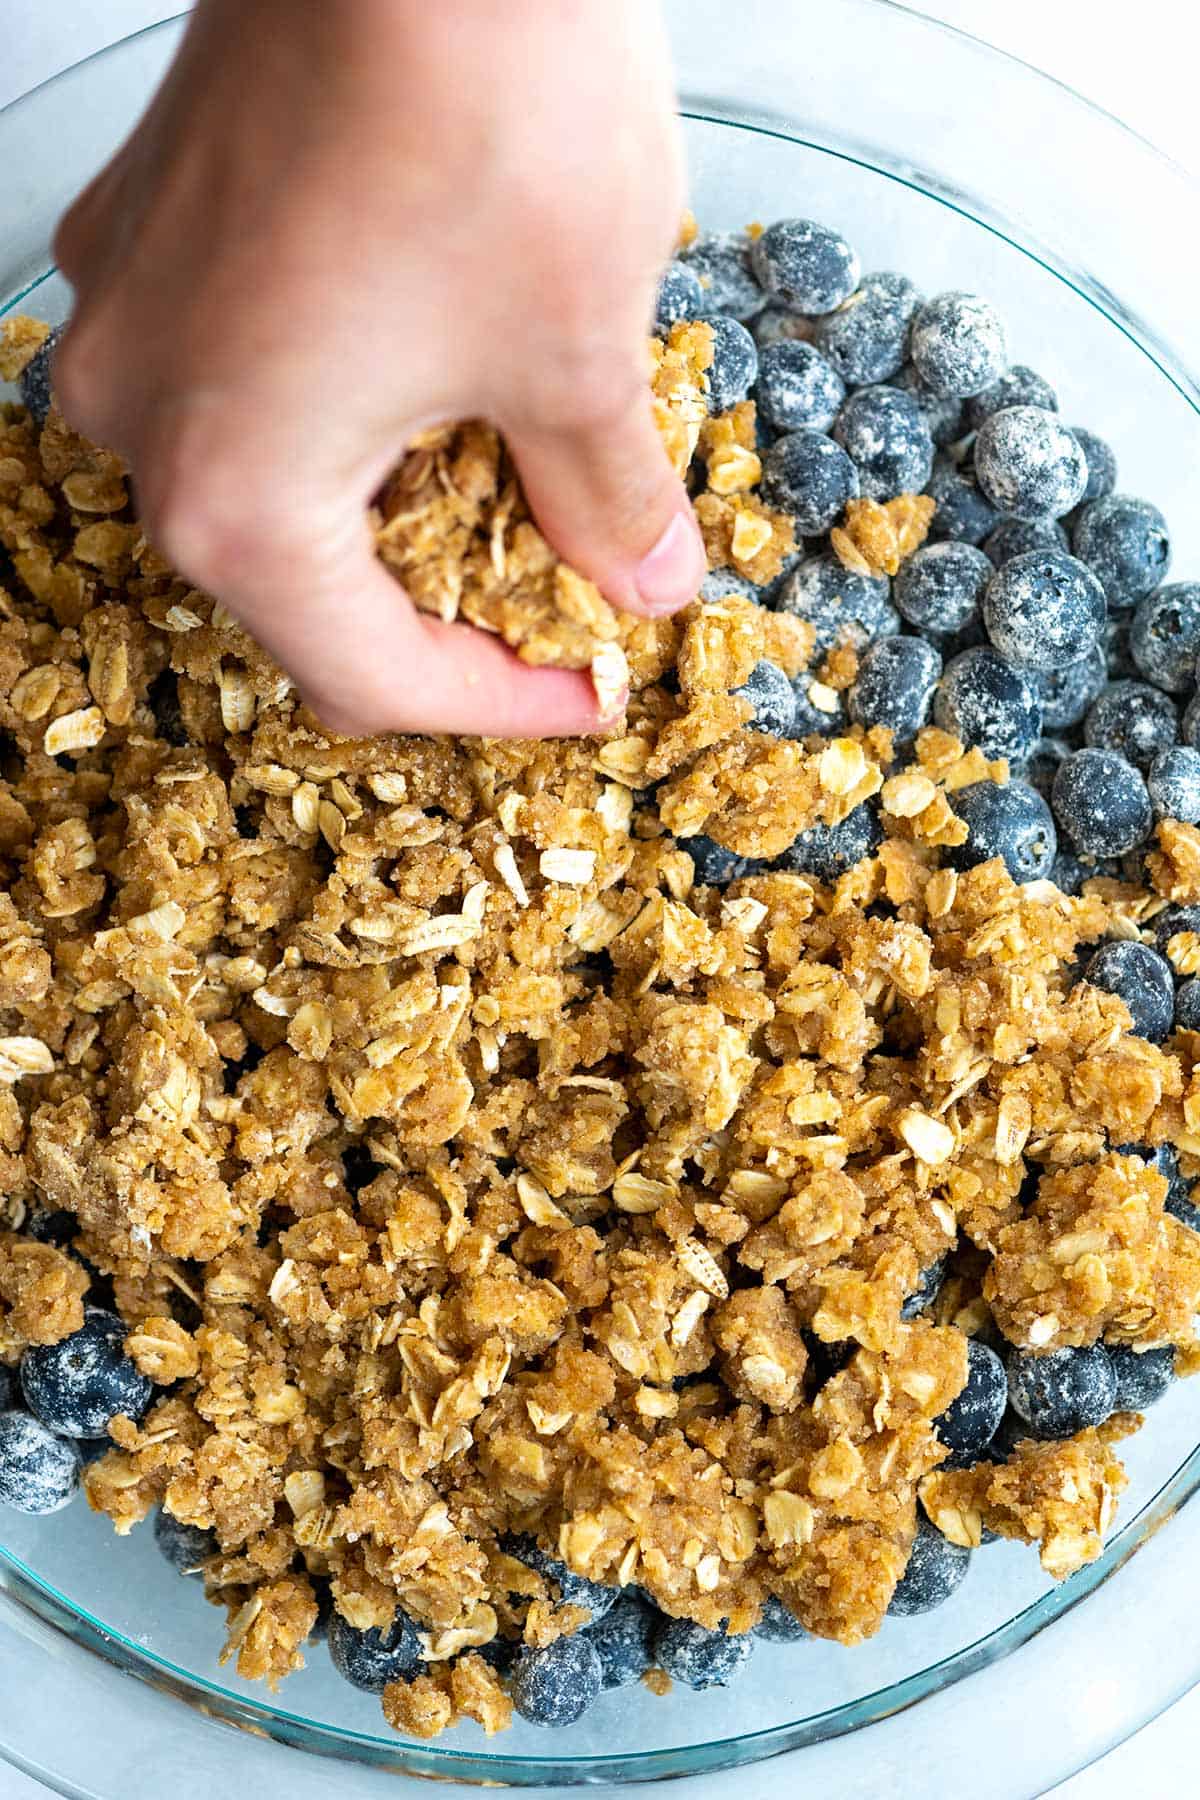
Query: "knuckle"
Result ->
[[51, 323, 104, 433]]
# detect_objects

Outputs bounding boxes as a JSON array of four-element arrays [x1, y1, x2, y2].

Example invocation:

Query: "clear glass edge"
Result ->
[[2, 8, 1199, 1785]]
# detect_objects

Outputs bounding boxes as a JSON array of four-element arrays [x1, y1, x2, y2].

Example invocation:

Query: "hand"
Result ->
[[51, 0, 705, 738]]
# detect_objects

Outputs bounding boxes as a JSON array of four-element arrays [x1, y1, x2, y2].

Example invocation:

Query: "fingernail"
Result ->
[[635, 511, 706, 615]]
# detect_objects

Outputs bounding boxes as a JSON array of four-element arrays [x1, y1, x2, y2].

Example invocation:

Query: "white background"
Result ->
[[1, 3, 1197, 1797]]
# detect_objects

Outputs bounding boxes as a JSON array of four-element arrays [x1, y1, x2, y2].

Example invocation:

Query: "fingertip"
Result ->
[[629, 505, 708, 617]]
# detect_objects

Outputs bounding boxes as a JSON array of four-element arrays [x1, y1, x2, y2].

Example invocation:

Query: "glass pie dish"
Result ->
[[2, 2, 1200, 1790]]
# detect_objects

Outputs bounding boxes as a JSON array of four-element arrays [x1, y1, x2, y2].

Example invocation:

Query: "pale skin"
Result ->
[[51, 0, 706, 739]]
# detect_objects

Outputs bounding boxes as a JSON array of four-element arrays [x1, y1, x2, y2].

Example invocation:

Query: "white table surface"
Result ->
[[1, 4, 1197, 1797]]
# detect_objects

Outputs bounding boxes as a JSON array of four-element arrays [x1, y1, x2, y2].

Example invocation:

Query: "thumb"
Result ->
[[506, 392, 707, 619]]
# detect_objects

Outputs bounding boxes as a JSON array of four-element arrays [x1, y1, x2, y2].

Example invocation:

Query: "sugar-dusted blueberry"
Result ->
[[0, 1367, 12, 1411], [700, 316, 759, 413], [1105, 615, 1138, 679], [974, 407, 1089, 522], [734, 659, 797, 737], [1051, 849, 1119, 895], [1072, 495, 1171, 610], [1084, 940, 1175, 1042], [888, 1515, 971, 1616], [680, 834, 754, 888], [893, 365, 967, 448], [1070, 427, 1118, 504], [760, 431, 860, 534], [476, 1635, 520, 1676], [984, 518, 1069, 566], [895, 541, 991, 636], [1130, 583, 1200, 693], [936, 1340, 1008, 1463], [588, 1593, 659, 1687], [1176, 980, 1200, 1034], [18, 326, 61, 426], [900, 1254, 949, 1320], [679, 232, 764, 322], [0, 1410, 80, 1514], [1153, 904, 1200, 961], [23, 1208, 77, 1248], [653, 1616, 754, 1689], [848, 635, 941, 744], [810, 272, 920, 386], [910, 292, 1007, 398], [700, 568, 762, 605], [755, 340, 845, 436], [790, 672, 847, 740], [1148, 746, 1200, 823], [752, 306, 814, 349], [511, 1635, 604, 1726], [926, 456, 1001, 546], [933, 647, 1043, 765], [328, 1610, 423, 1693], [1052, 748, 1152, 857], [154, 1507, 217, 1577], [831, 384, 934, 502], [507, 1536, 617, 1622], [750, 218, 860, 315], [655, 262, 703, 332], [21, 1307, 154, 1439], [945, 780, 1057, 883], [754, 1597, 808, 1643], [982, 550, 1105, 673], [1108, 1344, 1175, 1412], [1007, 1345, 1116, 1438], [1084, 680, 1178, 770], [773, 552, 893, 654], [1036, 644, 1107, 732], [778, 802, 883, 884], [1184, 691, 1200, 752], [964, 364, 1058, 433]]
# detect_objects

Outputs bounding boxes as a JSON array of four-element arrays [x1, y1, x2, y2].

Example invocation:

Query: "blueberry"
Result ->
[[964, 365, 1059, 432], [154, 1507, 217, 1577], [974, 408, 1089, 521], [750, 218, 860, 315], [1051, 750, 1153, 858], [760, 431, 860, 534], [18, 327, 60, 426], [790, 673, 847, 740], [945, 780, 1057, 882], [680, 834, 756, 887], [1184, 692, 1200, 752], [23, 1208, 78, 1248], [1176, 980, 1200, 1034], [655, 263, 703, 331], [894, 542, 991, 636], [754, 341, 845, 436], [936, 1341, 1008, 1463], [752, 306, 814, 349], [511, 1635, 604, 1726], [1084, 681, 1178, 770], [700, 316, 759, 413], [933, 648, 1043, 765], [809, 272, 921, 385], [910, 292, 1008, 398], [20, 1307, 154, 1439], [753, 1597, 808, 1643], [1105, 616, 1138, 679], [1006, 1345, 1116, 1437], [1150, 905, 1200, 960], [308, 1580, 335, 1644], [1148, 746, 1200, 823], [1036, 643, 1107, 731], [328, 1610, 423, 1693], [831, 384, 934, 502], [679, 232, 764, 322], [984, 518, 1070, 566], [653, 1617, 754, 1689], [982, 551, 1106, 673], [778, 802, 883, 883], [926, 457, 1001, 546], [506, 1537, 617, 1622], [0, 1367, 12, 1411], [1083, 940, 1175, 1042], [1107, 1344, 1175, 1411], [1070, 428, 1118, 504], [893, 365, 967, 448], [889, 1515, 971, 1615], [1050, 850, 1104, 896], [700, 568, 762, 604], [587, 1593, 658, 1688], [848, 635, 941, 744], [1072, 495, 1171, 610], [734, 659, 797, 737], [1130, 583, 1200, 693], [900, 1254, 949, 1320], [773, 553, 893, 654], [1165, 1153, 1200, 1229], [476, 1635, 520, 1676], [0, 1411, 80, 1514]]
